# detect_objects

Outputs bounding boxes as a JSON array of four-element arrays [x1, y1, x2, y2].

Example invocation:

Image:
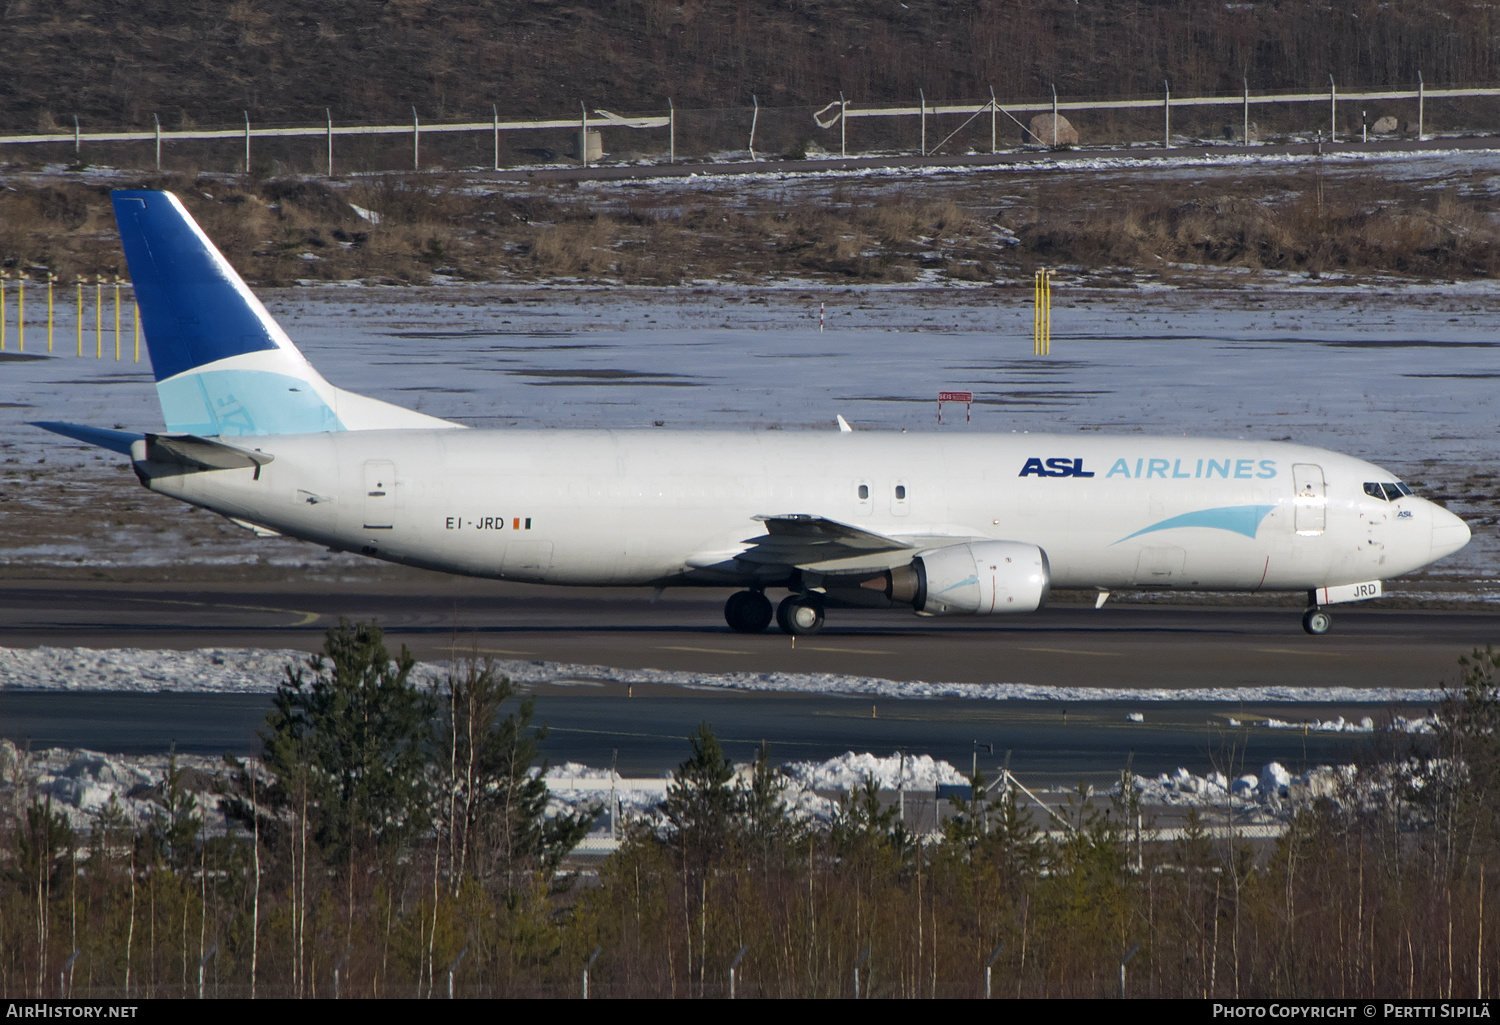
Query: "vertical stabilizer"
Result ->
[[111, 190, 458, 436]]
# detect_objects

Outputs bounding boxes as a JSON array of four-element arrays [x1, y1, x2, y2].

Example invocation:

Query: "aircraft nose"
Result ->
[[1430, 503, 1471, 561]]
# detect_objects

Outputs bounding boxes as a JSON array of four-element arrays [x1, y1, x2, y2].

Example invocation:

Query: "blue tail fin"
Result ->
[[111, 190, 458, 437]]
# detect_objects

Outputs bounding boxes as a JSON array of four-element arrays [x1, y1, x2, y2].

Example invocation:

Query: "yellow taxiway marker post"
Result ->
[[133, 300, 140, 363], [75, 280, 83, 356], [46, 273, 54, 352], [94, 276, 102, 358], [16, 274, 23, 352], [113, 277, 121, 361]]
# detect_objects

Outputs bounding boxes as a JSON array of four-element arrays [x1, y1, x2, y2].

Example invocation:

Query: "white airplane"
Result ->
[[34, 191, 1471, 636]]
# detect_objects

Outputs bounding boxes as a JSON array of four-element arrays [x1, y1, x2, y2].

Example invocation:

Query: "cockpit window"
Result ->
[[1365, 482, 1412, 501]]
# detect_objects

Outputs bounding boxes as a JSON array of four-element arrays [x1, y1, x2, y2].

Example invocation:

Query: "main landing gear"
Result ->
[[776, 593, 825, 636], [724, 590, 774, 634], [723, 590, 825, 636], [1302, 607, 1333, 635]]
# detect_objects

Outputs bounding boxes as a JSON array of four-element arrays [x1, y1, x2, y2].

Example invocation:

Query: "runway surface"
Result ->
[[0, 580, 1488, 777], [0, 581, 1492, 690]]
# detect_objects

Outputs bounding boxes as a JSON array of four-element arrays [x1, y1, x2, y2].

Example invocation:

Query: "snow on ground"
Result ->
[[0, 645, 1450, 703], [0, 646, 307, 692], [0, 735, 1361, 838]]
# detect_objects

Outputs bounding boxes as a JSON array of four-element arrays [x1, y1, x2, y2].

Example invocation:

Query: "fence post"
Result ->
[[1418, 71, 1425, 139], [989, 86, 997, 153], [1119, 942, 1141, 998], [580, 101, 589, 167], [582, 945, 602, 998], [728, 944, 749, 998], [1163, 81, 1170, 148], [197, 943, 217, 1000], [750, 94, 761, 160], [154, 114, 161, 170], [1243, 78, 1250, 144], [16, 274, 23, 352], [60, 950, 80, 998], [75, 280, 82, 356], [985, 942, 1004, 999], [492, 104, 499, 171], [326, 109, 333, 177], [839, 92, 847, 157], [1329, 74, 1337, 142], [73, 115, 80, 158], [668, 98, 676, 163], [1051, 82, 1059, 146], [243, 111, 251, 174], [413, 106, 420, 171], [919, 89, 927, 154], [445, 947, 467, 999], [1, 273, 6, 352]]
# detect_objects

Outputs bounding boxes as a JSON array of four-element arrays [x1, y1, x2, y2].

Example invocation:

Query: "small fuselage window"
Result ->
[[858, 484, 869, 500], [895, 484, 907, 500]]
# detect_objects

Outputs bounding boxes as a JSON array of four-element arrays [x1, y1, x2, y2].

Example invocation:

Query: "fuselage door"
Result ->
[[364, 460, 396, 529], [1293, 463, 1326, 536]]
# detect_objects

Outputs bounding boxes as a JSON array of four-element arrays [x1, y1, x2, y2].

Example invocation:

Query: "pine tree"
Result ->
[[259, 618, 435, 857], [433, 656, 596, 890], [662, 722, 738, 857]]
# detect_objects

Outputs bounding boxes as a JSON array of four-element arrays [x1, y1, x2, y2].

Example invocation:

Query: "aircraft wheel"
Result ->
[[724, 590, 773, 633], [776, 594, 825, 636], [1302, 608, 1333, 635]]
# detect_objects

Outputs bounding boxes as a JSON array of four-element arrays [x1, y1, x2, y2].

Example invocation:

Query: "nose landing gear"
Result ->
[[1302, 607, 1333, 635], [724, 590, 774, 633]]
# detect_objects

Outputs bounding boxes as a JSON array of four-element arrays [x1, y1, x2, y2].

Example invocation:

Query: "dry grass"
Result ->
[[3, 168, 1499, 288]]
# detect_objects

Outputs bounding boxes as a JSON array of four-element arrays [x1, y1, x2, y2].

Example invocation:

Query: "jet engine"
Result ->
[[869, 541, 1050, 615]]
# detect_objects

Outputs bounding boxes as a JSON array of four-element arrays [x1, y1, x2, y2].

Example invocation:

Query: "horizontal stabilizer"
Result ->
[[29, 421, 144, 455], [143, 433, 274, 471]]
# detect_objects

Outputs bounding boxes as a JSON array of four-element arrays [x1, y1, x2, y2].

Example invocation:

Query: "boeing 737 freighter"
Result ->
[[33, 191, 1471, 635]]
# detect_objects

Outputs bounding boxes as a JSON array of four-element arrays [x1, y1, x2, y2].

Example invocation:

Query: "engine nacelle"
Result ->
[[892, 541, 1050, 615]]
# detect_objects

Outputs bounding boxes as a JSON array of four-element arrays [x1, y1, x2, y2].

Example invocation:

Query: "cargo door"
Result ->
[[363, 460, 395, 530], [1134, 546, 1186, 586], [1293, 463, 1326, 536]]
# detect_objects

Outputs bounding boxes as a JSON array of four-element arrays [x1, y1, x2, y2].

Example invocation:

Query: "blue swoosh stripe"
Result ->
[[1114, 505, 1276, 545]]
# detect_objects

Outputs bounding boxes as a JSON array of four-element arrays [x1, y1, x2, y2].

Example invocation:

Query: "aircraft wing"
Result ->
[[735, 514, 916, 568]]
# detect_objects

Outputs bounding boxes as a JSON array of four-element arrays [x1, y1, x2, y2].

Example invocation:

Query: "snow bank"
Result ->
[[1123, 760, 1358, 810], [1, 646, 1452, 705], [782, 751, 968, 791]]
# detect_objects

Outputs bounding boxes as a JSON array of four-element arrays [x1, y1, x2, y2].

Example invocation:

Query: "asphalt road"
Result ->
[[0, 580, 1486, 777]]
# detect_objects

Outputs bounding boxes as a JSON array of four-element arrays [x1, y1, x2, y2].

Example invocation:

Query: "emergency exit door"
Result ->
[[1292, 463, 1325, 536]]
